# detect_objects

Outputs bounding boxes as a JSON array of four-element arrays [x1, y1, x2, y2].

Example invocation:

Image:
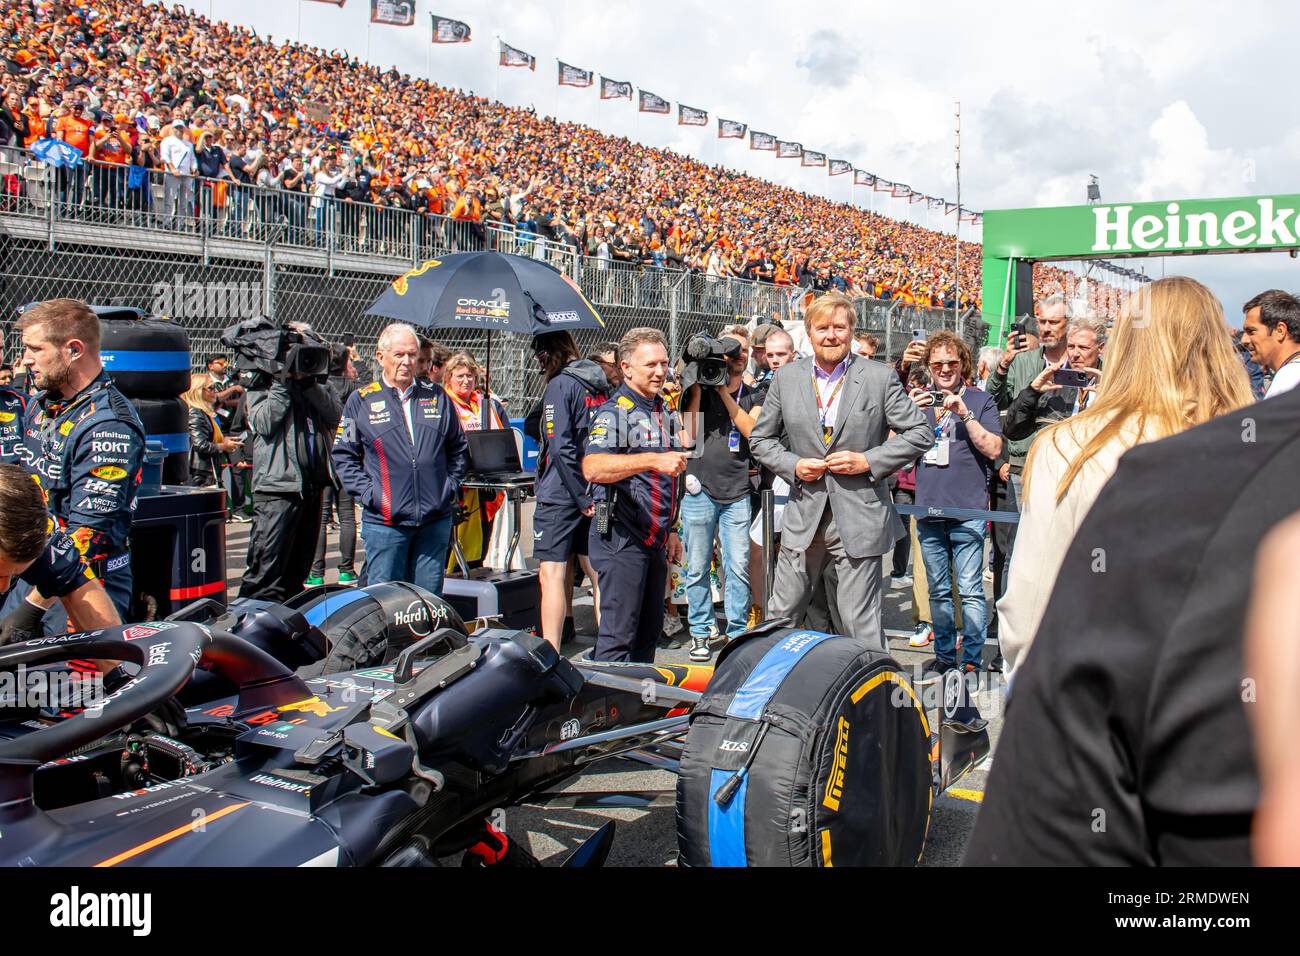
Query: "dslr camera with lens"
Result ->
[[680, 333, 741, 389]]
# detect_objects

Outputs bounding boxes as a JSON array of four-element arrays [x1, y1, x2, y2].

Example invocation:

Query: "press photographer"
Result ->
[[222, 317, 342, 601], [678, 330, 759, 662]]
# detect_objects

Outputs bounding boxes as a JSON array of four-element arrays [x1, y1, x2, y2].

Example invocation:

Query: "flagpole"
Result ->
[[493, 35, 500, 104], [366, 21, 372, 66], [297, 0, 302, 44], [954, 100, 961, 317], [553, 62, 560, 122]]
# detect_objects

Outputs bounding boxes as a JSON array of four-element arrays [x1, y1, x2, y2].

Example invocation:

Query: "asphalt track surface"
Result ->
[[225, 517, 1002, 867]]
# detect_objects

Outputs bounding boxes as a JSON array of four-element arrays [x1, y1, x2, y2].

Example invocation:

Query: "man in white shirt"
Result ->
[[1241, 290, 1300, 399], [159, 121, 196, 230]]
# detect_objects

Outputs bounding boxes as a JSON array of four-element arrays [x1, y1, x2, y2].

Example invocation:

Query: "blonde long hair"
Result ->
[[1029, 276, 1254, 502], [183, 372, 215, 412]]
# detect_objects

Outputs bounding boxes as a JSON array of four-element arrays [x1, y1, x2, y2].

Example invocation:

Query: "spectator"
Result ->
[[907, 330, 1003, 677], [159, 120, 196, 229], [976, 346, 1001, 390], [183, 373, 241, 488], [416, 337, 449, 387], [589, 342, 623, 390], [1240, 289, 1300, 399], [983, 294, 1071, 504], [852, 331, 880, 359], [443, 351, 507, 570], [332, 323, 467, 595], [1003, 313, 1106, 442], [998, 277, 1255, 676]]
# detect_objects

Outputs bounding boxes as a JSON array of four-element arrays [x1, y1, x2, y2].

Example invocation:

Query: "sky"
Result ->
[[179, 0, 1300, 320]]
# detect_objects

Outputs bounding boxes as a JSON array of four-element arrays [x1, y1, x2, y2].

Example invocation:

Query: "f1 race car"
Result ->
[[0, 584, 988, 867]]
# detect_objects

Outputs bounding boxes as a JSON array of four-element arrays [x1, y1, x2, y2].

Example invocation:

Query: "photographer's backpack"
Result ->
[[677, 627, 932, 866]]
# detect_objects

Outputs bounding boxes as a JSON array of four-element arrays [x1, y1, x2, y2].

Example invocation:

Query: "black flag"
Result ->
[[430, 14, 471, 42], [499, 41, 536, 70], [600, 76, 632, 100], [718, 118, 747, 139], [678, 104, 708, 126], [558, 62, 594, 87], [370, 0, 414, 25], [638, 90, 670, 114]]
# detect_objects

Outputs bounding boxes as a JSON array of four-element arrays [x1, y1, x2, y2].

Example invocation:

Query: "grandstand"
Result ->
[[0, 0, 1124, 405]]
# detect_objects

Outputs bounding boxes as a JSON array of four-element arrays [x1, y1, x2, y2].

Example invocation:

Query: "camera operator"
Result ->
[[11, 299, 145, 627], [238, 322, 342, 602], [1003, 314, 1105, 441], [583, 328, 689, 663], [908, 331, 1003, 678], [677, 329, 758, 662], [532, 330, 609, 651]]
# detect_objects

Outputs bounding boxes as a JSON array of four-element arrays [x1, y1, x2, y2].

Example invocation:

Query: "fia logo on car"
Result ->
[[559, 718, 581, 741]]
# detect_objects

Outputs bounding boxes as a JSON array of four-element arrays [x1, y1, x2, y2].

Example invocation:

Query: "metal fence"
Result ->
[[1, 147, 986, 410]]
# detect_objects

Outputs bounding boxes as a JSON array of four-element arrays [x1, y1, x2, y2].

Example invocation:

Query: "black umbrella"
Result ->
[[365, 252, 606, 426]]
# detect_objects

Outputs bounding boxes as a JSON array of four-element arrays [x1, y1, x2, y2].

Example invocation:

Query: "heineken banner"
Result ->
[[801, 150, 826, 167], [370, 0, 414, 25], [750, 130, 776, 151], [854, 169, 875, 186], [639, 90, 670, 114], [719, 118, 747, 139], [679, 104, 708, 126], [558, 62, 593, 87], [829, 159, 852, 176], [499, 41, 536, 69], [601, 76, 632, 100], [431, 14, 471, 43], [776, 140, 802, 159]]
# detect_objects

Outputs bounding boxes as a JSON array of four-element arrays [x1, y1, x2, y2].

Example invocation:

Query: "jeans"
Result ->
[[360, 515, 453, 597], [680, 491, 751, 638], [918, 517, 987, 668]]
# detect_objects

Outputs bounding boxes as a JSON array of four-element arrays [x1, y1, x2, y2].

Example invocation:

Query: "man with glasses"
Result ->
[[907, 331, 1003, 679]]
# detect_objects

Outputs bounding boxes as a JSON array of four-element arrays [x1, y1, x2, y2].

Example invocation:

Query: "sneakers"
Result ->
[[659, 614, 686, 650], [915, 658, 953, 684], [908, 623, 933, 647], [338, 571, 358, 585], [304, 575, 325, 587], [662, 614, 684, 638], [890, 573, 913, 589], [689, 627, 719, 662]]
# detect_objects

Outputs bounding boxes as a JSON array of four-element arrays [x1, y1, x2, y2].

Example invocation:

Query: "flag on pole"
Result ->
[[431, 14, 471, 42], [853, 169, 875, 186], [678, 104, 708, 126], [750, 130, 777, 151], [891, 183, 912, 198], [873, 178, 893, 192], [909, 191, 926, 204], [600, 76, 632, 100], [370, 0, 414, 25], [557, 62, 593, 87], [927, 196, 945, 210], [829, 159, 852, 176], [638, 90, 670, 114], [944, 201, 960, 216], [801, 150, 826, 167], [499, 41, 536, 70], [776, 140, 802, 159], [718, 118, 746, 139]]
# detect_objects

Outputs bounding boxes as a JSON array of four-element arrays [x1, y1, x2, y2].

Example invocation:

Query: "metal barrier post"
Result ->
[[761, 488, 776, 621]]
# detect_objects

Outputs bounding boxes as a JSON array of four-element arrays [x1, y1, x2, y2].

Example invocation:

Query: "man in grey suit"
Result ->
[[750, 292, 932, 648]]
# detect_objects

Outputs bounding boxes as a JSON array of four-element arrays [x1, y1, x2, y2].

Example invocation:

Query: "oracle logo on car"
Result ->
[[1092, 198, 1300, 253]]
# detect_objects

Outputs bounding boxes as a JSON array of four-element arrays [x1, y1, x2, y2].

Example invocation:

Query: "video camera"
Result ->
[[221, 316, 332, 383], [680, 334, 741, 389]]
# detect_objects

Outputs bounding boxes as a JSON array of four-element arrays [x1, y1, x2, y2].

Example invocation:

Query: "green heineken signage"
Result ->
[[981, 193, 1300, 343]]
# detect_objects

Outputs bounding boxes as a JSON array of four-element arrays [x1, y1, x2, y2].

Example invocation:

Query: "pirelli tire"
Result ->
[[100, 317, 192, 399], [676, 628, 932, 867], [130, 395, 190, 486]]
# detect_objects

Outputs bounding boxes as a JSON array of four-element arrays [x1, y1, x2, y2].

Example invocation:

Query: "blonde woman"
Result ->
[[443, 351, 508, 570], [184, 373, 241, 487], [999, 276, 1255, 676]]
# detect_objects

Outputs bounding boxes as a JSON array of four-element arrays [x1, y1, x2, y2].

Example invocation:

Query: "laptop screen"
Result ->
[[467, 428, 523, 473]]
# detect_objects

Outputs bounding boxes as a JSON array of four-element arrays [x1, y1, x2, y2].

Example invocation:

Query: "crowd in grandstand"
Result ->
[[0, 0, 1130, 314]]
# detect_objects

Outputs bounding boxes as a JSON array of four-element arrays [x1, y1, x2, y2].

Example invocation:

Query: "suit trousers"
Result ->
[[770, 506, 885, 649]]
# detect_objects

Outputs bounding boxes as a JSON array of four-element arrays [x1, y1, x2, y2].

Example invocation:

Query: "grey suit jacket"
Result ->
[[750, 356, 932, 558]]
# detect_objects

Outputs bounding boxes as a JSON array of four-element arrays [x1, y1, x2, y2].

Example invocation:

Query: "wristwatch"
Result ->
[[961, 411, 976, 424]]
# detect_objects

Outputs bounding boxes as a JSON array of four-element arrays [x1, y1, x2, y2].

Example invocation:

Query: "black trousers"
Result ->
[[239, 488, 323, 602], [311, 484, 357, 577], [890, 487, 915, 576], [588, 525, 668, 663]]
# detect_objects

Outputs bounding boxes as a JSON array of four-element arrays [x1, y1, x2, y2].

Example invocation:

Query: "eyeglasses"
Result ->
[[928, 360, 961, 371]]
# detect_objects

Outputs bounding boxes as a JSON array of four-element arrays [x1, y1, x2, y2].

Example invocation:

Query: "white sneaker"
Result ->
[[662, 614, 684, 638], [890, 574, 913, 589], [909, 623, 933, 647]]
